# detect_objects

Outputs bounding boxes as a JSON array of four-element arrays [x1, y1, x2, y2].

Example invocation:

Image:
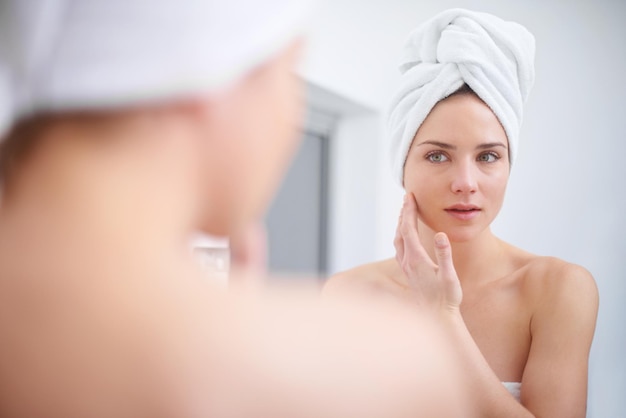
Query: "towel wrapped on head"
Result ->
[[388, 8, 536, 186], [0, 0, 313, 141]]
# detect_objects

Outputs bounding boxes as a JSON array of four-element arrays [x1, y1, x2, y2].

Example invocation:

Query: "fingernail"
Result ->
[[435, 233, 447, 246]]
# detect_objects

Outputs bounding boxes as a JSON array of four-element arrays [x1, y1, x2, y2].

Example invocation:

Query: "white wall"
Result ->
[[300, 0, 626, 416]]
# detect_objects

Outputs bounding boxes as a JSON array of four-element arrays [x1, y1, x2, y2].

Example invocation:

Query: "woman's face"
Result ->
[[403, 93, 510, 243], [198, 39, 304, 235], [232, 40, 305, 225]]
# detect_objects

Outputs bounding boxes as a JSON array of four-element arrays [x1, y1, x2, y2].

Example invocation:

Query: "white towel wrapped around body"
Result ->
[[388, 8, 535, 186]]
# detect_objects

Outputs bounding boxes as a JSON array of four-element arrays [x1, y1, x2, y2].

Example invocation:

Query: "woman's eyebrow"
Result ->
[[416, 140, 455, 149], [476, 142, 507, 150], [415, 140, 507, 150]]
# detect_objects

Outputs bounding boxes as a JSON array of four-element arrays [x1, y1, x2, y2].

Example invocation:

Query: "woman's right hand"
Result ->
[[394, 193, 463, 315]]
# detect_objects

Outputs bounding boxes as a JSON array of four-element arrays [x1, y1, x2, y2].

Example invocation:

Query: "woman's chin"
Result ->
[[438, 226, 483, 244], [421, 218, 489, 244]]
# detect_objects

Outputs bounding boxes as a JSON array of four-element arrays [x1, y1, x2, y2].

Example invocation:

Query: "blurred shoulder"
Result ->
[[322, 258, 399, 299]]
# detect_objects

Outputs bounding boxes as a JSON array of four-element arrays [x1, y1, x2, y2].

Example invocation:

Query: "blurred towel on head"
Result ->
[[0, 0, 313, 140], [387, 8, 535, 186]]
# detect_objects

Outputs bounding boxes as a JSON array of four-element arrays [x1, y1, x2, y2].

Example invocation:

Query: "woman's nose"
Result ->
[[450, 161, 478, 194]]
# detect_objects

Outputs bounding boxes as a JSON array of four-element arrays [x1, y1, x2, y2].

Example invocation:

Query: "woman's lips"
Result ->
[[444, 206, 481, 221]]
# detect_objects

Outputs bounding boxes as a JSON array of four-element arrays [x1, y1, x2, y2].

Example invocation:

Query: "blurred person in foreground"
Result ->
[[0, 1, 470, 417]]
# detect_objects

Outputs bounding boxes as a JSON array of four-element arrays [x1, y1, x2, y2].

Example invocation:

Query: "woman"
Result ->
[[0, 1, 468, 417], [324, 9, 598, 418]]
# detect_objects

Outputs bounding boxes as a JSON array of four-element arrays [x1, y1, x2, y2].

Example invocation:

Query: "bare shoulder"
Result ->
[[515, 252, 599, 324], [523, 255, 597, 297], [499, 240, 595, 294], [322, 258, 399, 300]]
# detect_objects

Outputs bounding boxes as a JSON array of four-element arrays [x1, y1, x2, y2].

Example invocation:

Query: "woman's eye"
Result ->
[[478, 152, 500, 163], [426, 152, 449, 163]]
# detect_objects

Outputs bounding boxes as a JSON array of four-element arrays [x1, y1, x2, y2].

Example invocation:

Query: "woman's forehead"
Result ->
[[414, 95, 508, 146]]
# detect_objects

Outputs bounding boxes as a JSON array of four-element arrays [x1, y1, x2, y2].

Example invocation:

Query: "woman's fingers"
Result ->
[[399, 193, 433, 269], [394, 195, 462, 311], [433, 233, 453, 276], [433, 232, 463, 308], [394, 204, 405, 264]]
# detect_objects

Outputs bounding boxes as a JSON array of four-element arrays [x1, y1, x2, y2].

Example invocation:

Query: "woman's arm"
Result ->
[[520, 263, 598, 417], [445, 263, 597, 417], [0, 222, 473, 418]]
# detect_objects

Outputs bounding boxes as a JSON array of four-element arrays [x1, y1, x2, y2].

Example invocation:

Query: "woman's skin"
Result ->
[[324, 92, 599, 418], [0, 40, 468, 417]]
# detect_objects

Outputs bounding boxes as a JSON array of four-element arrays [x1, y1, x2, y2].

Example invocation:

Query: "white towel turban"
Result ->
[[388, 8, 535, 186], [0, 0, 313, 140]]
